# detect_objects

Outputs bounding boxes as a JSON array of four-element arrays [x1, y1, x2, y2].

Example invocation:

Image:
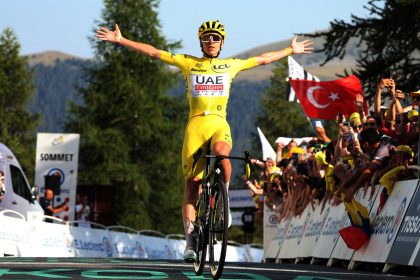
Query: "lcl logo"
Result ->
[[213, 64, 230, 70]]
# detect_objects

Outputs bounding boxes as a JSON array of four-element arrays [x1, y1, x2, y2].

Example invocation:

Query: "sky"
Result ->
[[0, 0, 370, 59]]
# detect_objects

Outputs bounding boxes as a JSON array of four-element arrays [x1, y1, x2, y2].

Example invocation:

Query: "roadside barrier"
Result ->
[[263, 178, 420, 271], [0, 211, 263, 262]]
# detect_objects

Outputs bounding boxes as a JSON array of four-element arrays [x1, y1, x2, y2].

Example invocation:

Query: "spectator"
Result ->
[[374, 145, 416, 211], [77, 195, 91, 228], [244, 178, 264, 222], [349, 112, 363, 134], [314, 151, 335, 213], [39, 188, 68, 222], [74, 194, 82, 225], [407, 110, 419, 134], [0, 171, 5, 201], [404, 89, 420, 112]]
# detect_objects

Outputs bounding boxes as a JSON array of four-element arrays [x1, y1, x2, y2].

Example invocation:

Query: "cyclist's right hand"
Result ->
[[96, 24, 123, 43]]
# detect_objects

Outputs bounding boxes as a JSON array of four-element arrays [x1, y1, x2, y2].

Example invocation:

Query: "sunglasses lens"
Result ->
[[201, 34, 221, 43]]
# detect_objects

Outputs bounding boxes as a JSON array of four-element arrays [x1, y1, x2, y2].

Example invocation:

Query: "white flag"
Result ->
[[257, 127, 276, 161], [287, 56, 320, 102]]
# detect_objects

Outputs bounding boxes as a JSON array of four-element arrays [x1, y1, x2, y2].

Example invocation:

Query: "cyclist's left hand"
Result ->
[[290, 35, 313, 54]]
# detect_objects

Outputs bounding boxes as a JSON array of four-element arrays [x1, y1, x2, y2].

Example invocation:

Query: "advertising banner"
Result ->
[[330, 185, 382, 262], [35, 133, 80, 221], [167, 238, 186, 260], [263, 203, 280, 253], [297, 202, 330, 258], [228, 189, 255, 208], [27, 221, 75, 257], [263, 216, 291, 260], [108, 231, 147, 259], [352, 179, 418, 263], [313, 202, 347, 259], [387, 180, 420, 266], [70, 226, 113, 258], [278, 205, 312, 259], [0, 214, 29, 256], [246, 245, 264, 262], [139, 234, 173, 259]]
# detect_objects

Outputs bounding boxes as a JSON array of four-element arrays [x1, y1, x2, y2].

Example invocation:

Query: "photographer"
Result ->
[[39, 188, 69, 222]]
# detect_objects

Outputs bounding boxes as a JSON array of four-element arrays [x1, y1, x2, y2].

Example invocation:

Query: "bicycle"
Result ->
[[192, 149, 252, 279]]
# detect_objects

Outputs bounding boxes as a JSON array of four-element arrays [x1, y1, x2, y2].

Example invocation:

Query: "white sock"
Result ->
[[184, 220, 195, 249]]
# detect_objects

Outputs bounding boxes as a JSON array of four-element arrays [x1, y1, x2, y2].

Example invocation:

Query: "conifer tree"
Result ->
[[66, 0, 186, 232], [311, 0, 420, 97], [0, 28, 39, 180]]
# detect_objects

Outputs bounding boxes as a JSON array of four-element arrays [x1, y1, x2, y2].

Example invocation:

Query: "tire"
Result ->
[[209, 179, 228, 279], [194, 191, 207, 275]]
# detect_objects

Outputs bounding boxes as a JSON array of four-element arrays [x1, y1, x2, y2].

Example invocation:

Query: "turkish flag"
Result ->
[[289, 75, 367, 120]]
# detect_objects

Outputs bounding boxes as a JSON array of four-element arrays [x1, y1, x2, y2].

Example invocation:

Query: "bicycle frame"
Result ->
[[193, 151, 252, 279]]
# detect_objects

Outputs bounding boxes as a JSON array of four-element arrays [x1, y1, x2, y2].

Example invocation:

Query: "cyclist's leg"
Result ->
[[182, 176, 201, 261], [181, 117, 208, 261], [212, 141, 232, 185], [210, 118, 233, 188], [211, 119, 233, 227]]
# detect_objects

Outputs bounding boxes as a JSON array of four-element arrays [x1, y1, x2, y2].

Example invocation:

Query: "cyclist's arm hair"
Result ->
[[119, 38, 162, 59]]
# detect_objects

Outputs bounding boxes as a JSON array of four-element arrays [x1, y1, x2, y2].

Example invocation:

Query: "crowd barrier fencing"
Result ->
[[264, 177, 420, 272], [0, 210, 263, 262]]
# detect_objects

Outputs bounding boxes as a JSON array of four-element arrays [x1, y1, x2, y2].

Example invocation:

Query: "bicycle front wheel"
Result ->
[[209, 180, 228, 279]]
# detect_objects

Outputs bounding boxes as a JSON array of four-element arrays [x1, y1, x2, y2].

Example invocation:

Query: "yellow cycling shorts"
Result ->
[[182, 115, 232, 180]]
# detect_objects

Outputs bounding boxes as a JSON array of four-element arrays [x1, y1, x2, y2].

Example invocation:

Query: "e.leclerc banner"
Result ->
[[35, 133, 80, 221]]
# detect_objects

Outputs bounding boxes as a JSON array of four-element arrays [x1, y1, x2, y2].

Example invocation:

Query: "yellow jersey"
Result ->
[[160, 51, 258, 119]]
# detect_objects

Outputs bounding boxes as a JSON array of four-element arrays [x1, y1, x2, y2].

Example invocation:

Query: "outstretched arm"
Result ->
[[256, 35, 313, 65], [96, 24, 162, 59]]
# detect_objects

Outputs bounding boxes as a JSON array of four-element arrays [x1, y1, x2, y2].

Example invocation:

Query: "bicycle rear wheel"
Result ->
[[193, 192, 207, 275], [209, 180, 228, 279], [193, 224, 207, 275]]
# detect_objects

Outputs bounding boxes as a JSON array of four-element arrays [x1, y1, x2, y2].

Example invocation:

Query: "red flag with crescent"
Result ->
[[289, 75, 367, 120]]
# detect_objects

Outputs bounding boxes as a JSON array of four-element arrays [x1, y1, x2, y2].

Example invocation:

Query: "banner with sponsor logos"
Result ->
[[312, 202, 347, 260], [108, 231, 147, 259], [352, 179, 418, 263], [387, 180, 420, 266], [0, 212, 263, 261], [27, 220, 75, 257], [35, 133, 80, 221], [228, 189, 255, 208], [0, 214, 29, 256], [70, 226, 114, 258], [278, 205, 313, 259], [139, 234, 173, 259], [263, 216, 291, 260], [297, 202, 330, 258], [166, 238, 185, 260], [263, 203, 280, 254], [330, 185, 382, 262]]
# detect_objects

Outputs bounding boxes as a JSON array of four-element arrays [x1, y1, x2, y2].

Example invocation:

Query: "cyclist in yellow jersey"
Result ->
[[96, 20, 313, 262]]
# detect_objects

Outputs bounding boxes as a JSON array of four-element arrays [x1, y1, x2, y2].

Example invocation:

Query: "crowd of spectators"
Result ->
[[245, 77, 419, 228]]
